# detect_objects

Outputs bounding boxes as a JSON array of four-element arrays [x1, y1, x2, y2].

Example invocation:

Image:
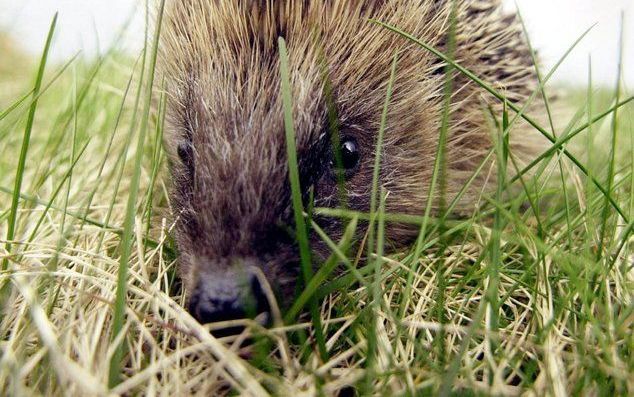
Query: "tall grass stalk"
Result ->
[[107, 0, 166, 387], [278, 37, 328, 361], [597, 12, 625, 261], [364, 54, 398, 391], [2, 14, 57, 274]]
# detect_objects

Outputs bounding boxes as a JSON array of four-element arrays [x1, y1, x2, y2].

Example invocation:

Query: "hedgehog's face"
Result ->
[[167, 51, 383, 328]]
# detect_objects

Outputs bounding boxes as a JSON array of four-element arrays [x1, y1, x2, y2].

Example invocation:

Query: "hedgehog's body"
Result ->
[[161, 0, 542, 326]]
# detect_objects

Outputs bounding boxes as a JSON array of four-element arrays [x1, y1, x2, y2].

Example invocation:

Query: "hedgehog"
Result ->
[[160, 0, 543, 328]]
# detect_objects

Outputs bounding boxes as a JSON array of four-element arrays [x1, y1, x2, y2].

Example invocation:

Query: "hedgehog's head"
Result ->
[[161, 0, 532, 328]]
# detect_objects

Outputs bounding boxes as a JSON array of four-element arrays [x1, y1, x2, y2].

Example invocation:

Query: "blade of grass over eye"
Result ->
[[363, 53, 398, 393], [371, 20, 630, 225], [278, 37, 328, 361], [108, 0, 166, 387], [318, 51, 348, 209], [596, 12, 625, 261], [2, 13, 57, 275]]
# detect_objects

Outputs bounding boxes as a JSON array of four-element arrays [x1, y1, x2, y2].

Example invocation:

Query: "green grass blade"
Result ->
[[142, 80, 167, 243], [363, 53, 398, 392], [278, 36, 328, 361], [584, 56, 597, 259], [108, 0, 166, 387], [3, 13, 58, 273], [596, 12, 625, 261], [284, 217, 359, 323]]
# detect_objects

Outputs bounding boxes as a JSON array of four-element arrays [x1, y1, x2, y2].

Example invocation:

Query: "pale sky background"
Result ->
[[0, 0, 632, 87]]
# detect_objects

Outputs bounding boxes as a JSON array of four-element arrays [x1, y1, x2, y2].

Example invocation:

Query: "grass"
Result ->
[[108, 0, 165, 387], [2, 14, 57, 277], [0, 6, 633, 397]]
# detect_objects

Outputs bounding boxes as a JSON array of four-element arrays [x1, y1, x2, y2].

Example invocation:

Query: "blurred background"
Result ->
[[0, 0, 632, 87]]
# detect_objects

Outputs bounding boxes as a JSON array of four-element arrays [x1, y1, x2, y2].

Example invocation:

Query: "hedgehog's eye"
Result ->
[[177, 142, 194, 178], [340, 138, 360, 170], [178, 142, 192, 164], [329, 136, 360, 179]]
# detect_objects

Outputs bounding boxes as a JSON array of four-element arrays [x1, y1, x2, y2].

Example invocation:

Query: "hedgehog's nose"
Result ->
[[188, 270, 270, 336]]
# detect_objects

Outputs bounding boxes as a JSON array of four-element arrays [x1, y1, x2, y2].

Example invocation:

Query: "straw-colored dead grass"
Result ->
[[1, 191, 631, 395]]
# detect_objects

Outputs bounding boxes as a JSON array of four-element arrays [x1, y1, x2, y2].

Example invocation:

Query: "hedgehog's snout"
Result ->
[[188, 262, 270, 336]]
